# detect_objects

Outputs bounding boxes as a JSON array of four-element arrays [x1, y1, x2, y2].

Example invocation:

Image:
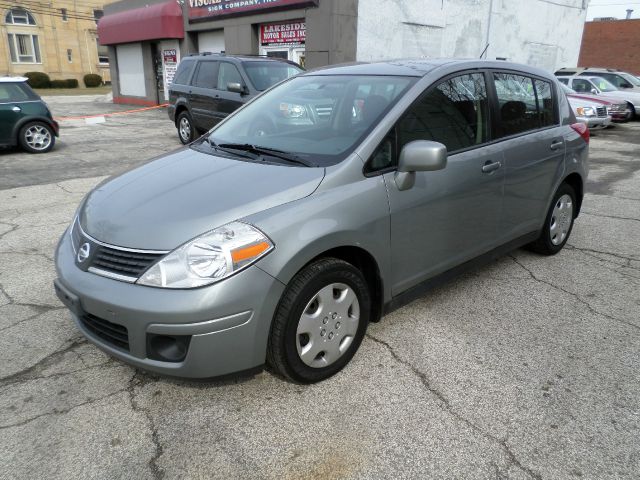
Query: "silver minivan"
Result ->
[[54, 59, 589, 383]]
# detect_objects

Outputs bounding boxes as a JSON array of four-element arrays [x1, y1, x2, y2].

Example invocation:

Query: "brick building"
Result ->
[[578, 19, 640, 75], [1, 1, 113, 83]]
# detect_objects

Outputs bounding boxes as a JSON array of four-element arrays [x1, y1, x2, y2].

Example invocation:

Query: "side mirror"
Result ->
[[395, 140, 447, 191], [227, 82, 248, 95], [621, 82, 633, 89], [590, 89, 598, 94]]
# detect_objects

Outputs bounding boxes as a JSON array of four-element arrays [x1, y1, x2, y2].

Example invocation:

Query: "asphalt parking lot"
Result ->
[[1, 95, 639, 479]]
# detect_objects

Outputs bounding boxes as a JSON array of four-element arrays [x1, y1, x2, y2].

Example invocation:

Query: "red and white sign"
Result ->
[[163, 49, 177, 64], [188, 0, 317, 21], [260, 21, 305, 46]]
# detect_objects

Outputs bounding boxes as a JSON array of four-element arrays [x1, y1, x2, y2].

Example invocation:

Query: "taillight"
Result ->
[[571, 122, 590, 144]]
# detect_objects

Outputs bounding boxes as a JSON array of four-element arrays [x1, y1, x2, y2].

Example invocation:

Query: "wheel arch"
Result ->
[[174, 102, 190, 126], [12, 116, 57, 143], [563, 172, 584, 217]]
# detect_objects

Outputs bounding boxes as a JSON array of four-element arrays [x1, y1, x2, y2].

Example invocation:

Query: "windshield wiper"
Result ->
[[217, 143, 317, 167], [200, 137, 258, 160]]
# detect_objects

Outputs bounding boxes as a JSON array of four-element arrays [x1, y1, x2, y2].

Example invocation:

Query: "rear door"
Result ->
[[490, 72, 566, 241], [380, 72, 506, 295], [215, 62, 246, 120], [189, 60, 219, 131]]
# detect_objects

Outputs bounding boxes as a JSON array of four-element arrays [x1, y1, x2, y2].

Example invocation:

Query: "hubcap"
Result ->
[[179, 117, 191, 141], [25, 125, 51, 151], [296, 283, 360, 368], [550, 194, 573, 245]]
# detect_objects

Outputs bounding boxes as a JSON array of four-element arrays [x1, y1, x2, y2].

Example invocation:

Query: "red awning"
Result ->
[[98, 1, 184, 46]]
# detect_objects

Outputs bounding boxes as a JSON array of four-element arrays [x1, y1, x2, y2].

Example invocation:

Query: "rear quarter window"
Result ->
[[172, 60, 195, 86]]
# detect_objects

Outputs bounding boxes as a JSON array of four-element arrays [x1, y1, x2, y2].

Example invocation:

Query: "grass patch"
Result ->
[[35, 86, 111, 96]]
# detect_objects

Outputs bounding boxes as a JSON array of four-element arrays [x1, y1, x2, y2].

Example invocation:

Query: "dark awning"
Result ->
[[98, 1, 184, 46]]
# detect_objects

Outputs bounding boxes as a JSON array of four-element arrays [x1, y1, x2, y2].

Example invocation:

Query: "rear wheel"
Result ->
[[528, 183, 576, 255], [19, 122, 55, 153], [177, 111, 195, 144], [267, 258, 371, 383]]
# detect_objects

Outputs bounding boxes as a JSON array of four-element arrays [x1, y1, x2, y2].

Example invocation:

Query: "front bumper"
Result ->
[[54, 231, 285, 378]]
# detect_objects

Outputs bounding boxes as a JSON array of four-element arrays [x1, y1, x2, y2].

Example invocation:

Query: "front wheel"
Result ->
[[19, 122, 55, 153], [267, 258, 371, 383], [528, 183, 576, 255]]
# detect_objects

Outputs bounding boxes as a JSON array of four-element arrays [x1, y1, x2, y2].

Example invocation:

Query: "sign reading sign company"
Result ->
[[260, 21, 305, 45], [188, 0, 318, 20]]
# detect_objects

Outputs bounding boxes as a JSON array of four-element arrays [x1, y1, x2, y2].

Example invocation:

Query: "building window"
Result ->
[[96, 39, 109, 64], [5, 8, 37, 25], [93, 9, 103, 25], [7, 33, 41, 63], [67, 49, 72, 62], [61, 8, 68, 21]]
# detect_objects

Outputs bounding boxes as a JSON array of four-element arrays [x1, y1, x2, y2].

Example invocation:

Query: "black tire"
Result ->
[[177, 111, 195, 144], [267, 258, 371, 383], [528, 183, 577, 255], [19, 122, 55, 153]]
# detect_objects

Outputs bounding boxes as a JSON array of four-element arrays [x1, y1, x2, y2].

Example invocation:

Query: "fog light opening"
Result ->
[[147, 334, 191, 363]]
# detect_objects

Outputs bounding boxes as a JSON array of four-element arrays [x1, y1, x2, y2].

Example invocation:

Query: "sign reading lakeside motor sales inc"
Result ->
[[260, 21, 305, 45], [188, 0, 318, 20]]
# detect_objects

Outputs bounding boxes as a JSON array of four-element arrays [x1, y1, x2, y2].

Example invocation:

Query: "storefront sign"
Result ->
[[260, 21, 305, 45], [188, 0, 318, 21], [163, 49, 177, 64]]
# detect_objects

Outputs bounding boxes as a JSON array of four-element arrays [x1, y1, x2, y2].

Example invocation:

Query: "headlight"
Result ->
[[279, 103, 307, 118], [576, 107, 596, 116], [137, 222, 273, 289]]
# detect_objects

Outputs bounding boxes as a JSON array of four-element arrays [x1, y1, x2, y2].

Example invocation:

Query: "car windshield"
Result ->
[[206, 75, 416, 166], [621, 73, 640, 87], [243, 61, 303, 91], [588, 77, 618, 92]]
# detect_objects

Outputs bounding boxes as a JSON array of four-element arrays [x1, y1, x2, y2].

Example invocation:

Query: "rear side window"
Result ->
[[0, 83, 32, 102], [173, 60, 194, 85], [493, 73, 543, 137], [571, 78, 593, 93], [534, 79, 556, 127], [217, 63, 243, 91], [192, 61, 218, 89], [397, 72, 490, 154]]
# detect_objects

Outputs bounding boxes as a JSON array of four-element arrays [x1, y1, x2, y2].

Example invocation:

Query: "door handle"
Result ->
[[482, 161, 502, 173], [550, 140, 564, 151], [12, 106, 21, 112]]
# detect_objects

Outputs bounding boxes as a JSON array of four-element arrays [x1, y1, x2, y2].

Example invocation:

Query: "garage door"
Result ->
[[199, 30, 225, 54], [116, 44, 146, 97]]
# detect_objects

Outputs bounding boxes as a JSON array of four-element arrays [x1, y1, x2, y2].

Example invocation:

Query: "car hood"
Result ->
[[80, 147, 325, 250], [567, 93, 611, 106], [599, 90, 640, 104]]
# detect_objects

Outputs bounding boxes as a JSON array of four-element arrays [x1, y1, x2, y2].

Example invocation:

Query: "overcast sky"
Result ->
[[587, 0, 640, 20]]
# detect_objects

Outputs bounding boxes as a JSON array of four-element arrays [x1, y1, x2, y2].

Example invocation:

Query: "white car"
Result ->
[[557, 75, 640, 118]]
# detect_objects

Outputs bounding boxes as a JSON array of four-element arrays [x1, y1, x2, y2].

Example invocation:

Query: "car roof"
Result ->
[[186, 53, 300, 66], [0, 76, 28, 83], [304, 59, 554, 78]]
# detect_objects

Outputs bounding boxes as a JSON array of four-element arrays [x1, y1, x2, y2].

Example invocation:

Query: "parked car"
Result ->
[[560, 84, 630, 126], [55, 59, 589, 383], [168, 53, 303, 144], [557, 75, 640, 118], [556, 67, 640, 92], [0, 77, 59, 153]]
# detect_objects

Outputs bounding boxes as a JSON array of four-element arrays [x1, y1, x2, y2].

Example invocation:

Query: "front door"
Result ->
[[215, 61, 246, 121], [0, 83, 28, 145], [382, 72, 505, 295], [189, 60, 219, 132]]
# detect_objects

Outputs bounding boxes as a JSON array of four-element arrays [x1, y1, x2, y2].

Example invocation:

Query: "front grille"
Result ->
[[609, 104, 626, 113], [315, 105, 333, 118], [596, 106, 607, 117], [90, 246, 164, 278], [81, 313, 129, 351]]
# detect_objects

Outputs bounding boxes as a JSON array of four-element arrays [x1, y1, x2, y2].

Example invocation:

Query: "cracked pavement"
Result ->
[[0, 97, 639, 479]]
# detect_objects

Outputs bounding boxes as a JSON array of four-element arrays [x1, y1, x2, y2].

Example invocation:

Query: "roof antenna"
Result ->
[[479, 44, 489, 59]]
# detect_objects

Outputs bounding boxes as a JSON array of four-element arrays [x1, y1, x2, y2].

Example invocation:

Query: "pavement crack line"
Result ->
[[0, 386, 130, 430], [581, 211, 640, 223], [0, 339, 87, 387], [509, 255, 640, 332], [366, 333, 542, 480], [127, 371, 164, 480], [0, 306, 66, 333], [55, 183, 75, 195], [0, 222, 19, 242]]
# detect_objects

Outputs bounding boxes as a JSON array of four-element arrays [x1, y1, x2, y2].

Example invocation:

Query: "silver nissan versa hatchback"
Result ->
[[55, 59, 589, 383]]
